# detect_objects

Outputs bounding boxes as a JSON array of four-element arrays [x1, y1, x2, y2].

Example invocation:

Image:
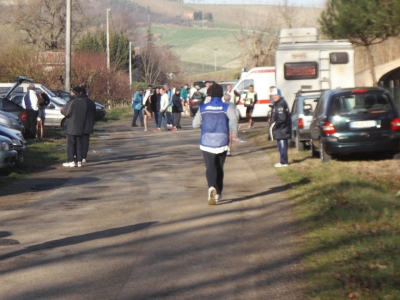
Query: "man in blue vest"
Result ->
[[193, 83, 238, 205]]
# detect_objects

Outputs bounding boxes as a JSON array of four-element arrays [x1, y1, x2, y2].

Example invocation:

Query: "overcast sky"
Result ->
[[183, 0, 326, 8]]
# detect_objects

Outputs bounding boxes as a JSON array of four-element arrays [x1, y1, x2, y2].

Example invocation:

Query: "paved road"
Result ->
[[0, 116, 304, 300]]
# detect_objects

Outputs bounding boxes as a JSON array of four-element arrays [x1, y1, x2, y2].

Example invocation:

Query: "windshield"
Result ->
[[50, 97, 66, 106], [40, 85, 56, 97], [330, 91, 393, 115]]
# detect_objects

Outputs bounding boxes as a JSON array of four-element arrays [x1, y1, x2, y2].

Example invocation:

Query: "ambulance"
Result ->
[[231, 66, 276, 118], [275, 27, 355, 109]]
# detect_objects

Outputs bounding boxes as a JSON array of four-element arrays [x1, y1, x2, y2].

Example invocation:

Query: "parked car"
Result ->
[[193, 80, 216, 95], [0, 109, 25, 133], [50, 89, 106, 120], [189, 90, 206, 117], [310, 87, 400, 162], [0, 135, 17, 168], [0, 125, 26, 162], [0, 82, 65, 103], [290, 91, 321, 151], [10, 94, 66, 127]]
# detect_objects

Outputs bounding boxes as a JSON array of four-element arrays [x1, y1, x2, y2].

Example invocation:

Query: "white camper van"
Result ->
[[232, 66, 276, 118], [275, 28, 355, 109]]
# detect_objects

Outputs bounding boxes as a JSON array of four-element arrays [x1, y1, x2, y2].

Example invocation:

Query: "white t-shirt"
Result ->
[[160, 93, 169, 111]]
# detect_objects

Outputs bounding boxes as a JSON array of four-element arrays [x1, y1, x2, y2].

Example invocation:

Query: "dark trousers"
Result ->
[[25, 109, 38, 139], [67, 135, 83, 162], [82, 134, 90, 159], [277, 139, 288, 164], [166, 111, 174, 126], [132, 109, 143, 126], [202, 151, 227, 195], [173, 112, 181, 128], [154, 111, 159, 126]]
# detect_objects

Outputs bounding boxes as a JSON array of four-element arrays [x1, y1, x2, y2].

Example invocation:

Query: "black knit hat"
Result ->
[[209, 83, 223, 98], [72, 86, 83, 94]]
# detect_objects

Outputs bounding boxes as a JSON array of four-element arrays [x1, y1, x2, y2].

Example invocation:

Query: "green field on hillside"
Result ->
[[151, 25, 241, 75]]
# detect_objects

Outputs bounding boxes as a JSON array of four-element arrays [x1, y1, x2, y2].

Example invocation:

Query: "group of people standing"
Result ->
[[61, 86, 96, 168]]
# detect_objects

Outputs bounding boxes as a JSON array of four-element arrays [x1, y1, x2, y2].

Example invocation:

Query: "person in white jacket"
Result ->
[[154, 87, 170, 132], [22, 84, 39, 139]]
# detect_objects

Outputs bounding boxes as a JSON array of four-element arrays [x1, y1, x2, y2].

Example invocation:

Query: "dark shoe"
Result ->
[[132, 124, 138, 127]]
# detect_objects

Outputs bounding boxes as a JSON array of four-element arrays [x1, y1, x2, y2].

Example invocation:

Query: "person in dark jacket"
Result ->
[[269, 88, 291, 167], [61, 86, 88, 168], [80, 87, 96, 163], [151, 88, 160, 126], [172, 88, 183, 129]]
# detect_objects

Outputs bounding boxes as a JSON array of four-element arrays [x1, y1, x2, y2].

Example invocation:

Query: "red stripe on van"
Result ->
[[237, 99, 271, 105], [249, 69, 275, 74]]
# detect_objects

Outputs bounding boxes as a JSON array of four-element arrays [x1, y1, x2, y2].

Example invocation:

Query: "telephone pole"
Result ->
[[65, 0, 71, 91], [106, 8, 110, 69]]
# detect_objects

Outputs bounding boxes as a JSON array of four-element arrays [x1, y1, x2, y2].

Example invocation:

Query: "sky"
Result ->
[[182, 0, 326, 8]]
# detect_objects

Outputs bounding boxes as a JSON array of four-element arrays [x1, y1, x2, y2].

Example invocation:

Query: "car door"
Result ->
[[291, 98, 299, 141], [44, 101, 59, 126], [310, 94, 327, 150]]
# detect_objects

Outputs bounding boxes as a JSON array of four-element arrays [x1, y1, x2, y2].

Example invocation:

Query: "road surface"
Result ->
[[0, 116, 304, 299]]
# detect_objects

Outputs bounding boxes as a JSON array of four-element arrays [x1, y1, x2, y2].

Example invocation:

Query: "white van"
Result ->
[[232, 66, 276, 118], [275, 27, 355, 109], [0, 83, 66, 104]]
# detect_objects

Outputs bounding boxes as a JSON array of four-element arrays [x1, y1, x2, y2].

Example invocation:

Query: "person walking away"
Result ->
[[180, 83, 190, 115], [242, 85, 257, 128], [223, 93, 240, 156], [81, 87, 96, 163], [154, 87, 169, 132], [164, 84, 174, 129], [193, 83, 238, 205], [36, 92, 50, 139], [151, 88, 160, 127], [226, 84, 240, 105], [143, 86, 153, 132], [61, 86, 88, 168], [172, 88, 183, 130], [132, 88, 144, 127], [269, 88, 291, 167], [21, 84, 39, 139]]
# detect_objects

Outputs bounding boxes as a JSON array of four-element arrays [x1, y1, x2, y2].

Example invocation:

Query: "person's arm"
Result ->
[[253, 93, 258, 105], [192, 110, 202, 129], [227, 104, 238, 138], [61, 100, 73, 117]]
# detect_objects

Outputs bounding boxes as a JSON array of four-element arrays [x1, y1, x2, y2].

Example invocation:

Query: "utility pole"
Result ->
[[214, 48, 217, 72], [106, 8, 110, 69], [129, 42, 132, 88], [65, 0, 71, 91]]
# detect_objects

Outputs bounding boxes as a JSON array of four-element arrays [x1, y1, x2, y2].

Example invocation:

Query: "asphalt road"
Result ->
[[0, 116, 304, 300]]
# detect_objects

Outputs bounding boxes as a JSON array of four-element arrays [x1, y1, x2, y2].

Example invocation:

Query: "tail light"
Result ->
[[323, 122, 336, 135], [352, 89, 368, 94], [21, 111, 27, 121], [297, 118, 304, 129], [190, 100, 195, 105], [391, 118, 400, 131]]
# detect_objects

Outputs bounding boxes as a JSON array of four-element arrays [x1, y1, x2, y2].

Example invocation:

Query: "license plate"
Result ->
[[349, 120, 377, 129]]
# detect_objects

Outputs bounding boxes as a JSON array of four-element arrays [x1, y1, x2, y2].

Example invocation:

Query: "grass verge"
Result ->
[[0, 128, 66, 186], [96, 107, 132, 124], [250, 129, 400, 300]]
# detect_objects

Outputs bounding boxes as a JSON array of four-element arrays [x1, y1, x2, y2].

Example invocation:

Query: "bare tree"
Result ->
[[278, 0, 299, 29], [4, 0, 89, 51]]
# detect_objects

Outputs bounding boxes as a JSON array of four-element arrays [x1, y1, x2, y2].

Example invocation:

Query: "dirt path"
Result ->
[[0, 116, 304, 300]]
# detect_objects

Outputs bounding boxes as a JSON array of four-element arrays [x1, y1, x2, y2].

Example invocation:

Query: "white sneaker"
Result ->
[[274, 163, 288, 168], [77, 162, 82, 168], [208, 187, 217, 205], [62, 162, 76, 168], [215, 194, 222, 203], [82, 158, 86, 163]]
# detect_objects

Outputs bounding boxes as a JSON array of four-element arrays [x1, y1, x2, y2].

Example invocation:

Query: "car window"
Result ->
[[40, 85, 56, 97], [330, 91, 393, 115], [314, 94, 326, 117], [292, 99, 298, 114], [50, 97, 66, 106], [303, 98, 317, 116]]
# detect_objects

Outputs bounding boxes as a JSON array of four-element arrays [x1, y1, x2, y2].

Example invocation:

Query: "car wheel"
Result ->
[[320, 141, 332, 163], [295, 134, 305, 151], [311, 141, 319, 158]]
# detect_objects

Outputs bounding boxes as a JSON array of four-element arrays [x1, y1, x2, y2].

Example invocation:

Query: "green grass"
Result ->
[[0, 128, 66, 186], [96, 107, 132, 123], [251, 130, 400, 300]]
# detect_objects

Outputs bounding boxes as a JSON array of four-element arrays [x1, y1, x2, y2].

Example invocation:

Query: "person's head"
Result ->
[[195, 85, 201, 91], [184, 83, 189, 89], [156, 88, 160, 94], [28, 84, 35, 91], [269, 86, 276, 93], [175, 88, 180, 94], [138, 88, 144, 94], [205, 81, 210, 88], [71, 86, 84, 96], [227, 85, 232, 92], [271, 88, 280, 102], [160, 87, 165, 94], [163, 84, 169, 91], [223, 93, 231, 102], [209, 83, 223, 98], [249, 85, 254, 92]]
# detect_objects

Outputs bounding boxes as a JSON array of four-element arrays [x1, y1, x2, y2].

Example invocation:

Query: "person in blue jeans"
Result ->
[[132, 88, 144, 127], [269, 88, 291, 167]]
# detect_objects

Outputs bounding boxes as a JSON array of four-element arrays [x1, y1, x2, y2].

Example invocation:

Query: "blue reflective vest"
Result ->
[[199, 97, 230, 148]]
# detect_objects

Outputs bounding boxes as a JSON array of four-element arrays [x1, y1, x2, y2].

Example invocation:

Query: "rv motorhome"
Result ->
[[275, 28, 355, 109], [232, 66, 276, 119]]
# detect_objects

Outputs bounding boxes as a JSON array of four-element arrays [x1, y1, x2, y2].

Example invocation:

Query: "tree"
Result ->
[[320, 0, 400, 85], [5, 0, 89, 51]]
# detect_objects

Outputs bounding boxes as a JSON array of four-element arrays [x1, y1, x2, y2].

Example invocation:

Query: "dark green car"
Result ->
[[310, 87, 400, 162]]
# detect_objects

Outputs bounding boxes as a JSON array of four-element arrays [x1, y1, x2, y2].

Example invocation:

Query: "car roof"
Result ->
[[326, 87, 388, 94]]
